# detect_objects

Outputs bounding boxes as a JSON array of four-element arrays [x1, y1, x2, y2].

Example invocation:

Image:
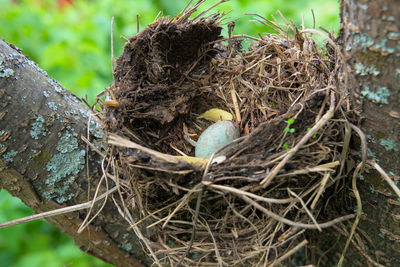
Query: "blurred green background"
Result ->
[[0, 0, 339, 266]]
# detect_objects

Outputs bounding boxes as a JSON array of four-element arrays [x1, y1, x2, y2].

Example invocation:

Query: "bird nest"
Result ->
[[97, 3, 358, 266]]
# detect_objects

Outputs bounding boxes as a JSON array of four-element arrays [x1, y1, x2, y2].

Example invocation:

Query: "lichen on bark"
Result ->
[[42, 127, 85, 203]]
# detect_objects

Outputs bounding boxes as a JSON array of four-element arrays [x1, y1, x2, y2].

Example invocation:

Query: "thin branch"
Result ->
[[192, 0, 228, 21], [338, 162, 363, 267], [287, 188, 321, 231], [0, 187, 118, 229], [108, 134, 180, 164], [136, 14, 140, 33], [348, 123, 367, 172], [369, 160, 400, 198], [311, 172, 331, 210], [207, 183, 294, 204], [177, 185, 205, 267], [239, 194, 355, 229], [78, 154, 111, 233], [261, 92, 336, 186], [300, 28, 348, 94], [269, 239, 308, 267], [112, 196, 162, 267]]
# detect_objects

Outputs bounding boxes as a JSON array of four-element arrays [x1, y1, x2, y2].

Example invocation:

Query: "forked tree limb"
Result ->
[[0, 39, 150, 267]]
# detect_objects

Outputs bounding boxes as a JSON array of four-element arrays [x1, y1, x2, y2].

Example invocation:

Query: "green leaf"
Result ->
[[283, 144, 289, 151], [287, 118, 295, 125]]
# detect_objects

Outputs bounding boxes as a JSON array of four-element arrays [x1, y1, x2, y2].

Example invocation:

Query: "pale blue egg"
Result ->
[[195, 121, 239, 159]]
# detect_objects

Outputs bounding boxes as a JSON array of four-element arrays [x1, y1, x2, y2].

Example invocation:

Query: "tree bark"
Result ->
[[1, 0, 399, 265], [0, 39, 151, 267], [307, 0, 400, 265], [334, 0, 400, 265]]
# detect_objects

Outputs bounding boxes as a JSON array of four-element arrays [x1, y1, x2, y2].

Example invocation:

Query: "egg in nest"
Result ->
[[195, 120, 239, 159]]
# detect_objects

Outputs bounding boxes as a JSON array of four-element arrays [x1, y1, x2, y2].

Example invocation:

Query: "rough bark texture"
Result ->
[[0, 39, 151, 267], [1, 0, 400, 266], [338, 0, 400, 265]]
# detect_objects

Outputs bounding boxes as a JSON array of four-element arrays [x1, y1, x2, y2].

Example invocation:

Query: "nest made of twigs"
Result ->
[[96, 3, 358, 266]]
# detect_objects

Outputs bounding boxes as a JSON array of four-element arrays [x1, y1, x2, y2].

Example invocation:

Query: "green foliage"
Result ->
[[0, 190, 112, 267], [0, 0, 159, 103], [0, 0, 339, 265], [307, 127, 317, 138], [285, 118, 296, 133], [283, 143, 289, 151], [0, 0, 339, 104], [281, 118, 295, 150], [153, 0, 339, 39]]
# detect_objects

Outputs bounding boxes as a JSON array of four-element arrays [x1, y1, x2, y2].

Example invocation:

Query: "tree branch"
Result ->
[[0, 39, 151, 267]]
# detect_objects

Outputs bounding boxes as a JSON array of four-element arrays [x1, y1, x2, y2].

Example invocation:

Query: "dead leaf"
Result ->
[[198, 108, 233, 122], [176, 156, 208, 167]]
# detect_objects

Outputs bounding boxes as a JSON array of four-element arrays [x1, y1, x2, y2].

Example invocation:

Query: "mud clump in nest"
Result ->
[[98, 5, 360, 266], [109, 15, 222, 128]]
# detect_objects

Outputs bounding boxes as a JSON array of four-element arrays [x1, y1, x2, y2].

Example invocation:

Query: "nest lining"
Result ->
[[97, 6, 358, 266]]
